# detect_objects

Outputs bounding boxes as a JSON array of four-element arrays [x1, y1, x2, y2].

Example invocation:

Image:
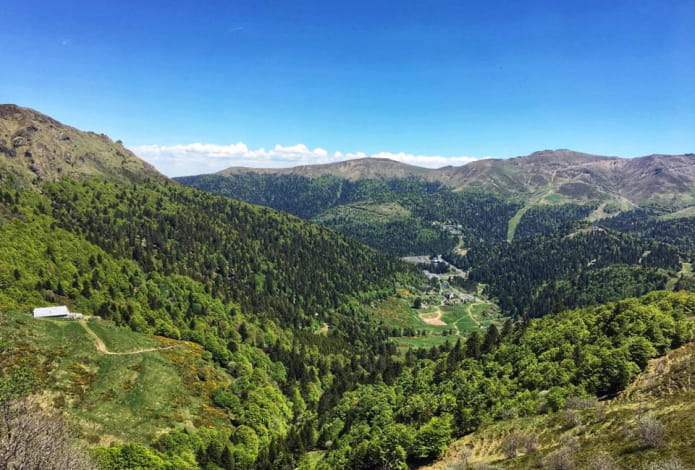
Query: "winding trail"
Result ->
[[79, 321, 178, 355], [467, 304, 483, 329]]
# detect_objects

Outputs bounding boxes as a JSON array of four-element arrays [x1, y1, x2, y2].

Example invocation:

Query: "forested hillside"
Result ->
[[44, 179, 409, 332], [449, 225, 682, 317], [425, 338, 695, 470], [313, 291, 695, 469], [177, 173, 519, 256], [602, 209, 695, 253], [0, 107, 422, 469], [179, 170, 695, 322], [0, 178, 416, 468]]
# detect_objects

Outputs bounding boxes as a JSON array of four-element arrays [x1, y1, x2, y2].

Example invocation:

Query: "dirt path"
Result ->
[[419, 309, 447, 326], [79, 321, 177, 355], [466, 304, 483, 329]]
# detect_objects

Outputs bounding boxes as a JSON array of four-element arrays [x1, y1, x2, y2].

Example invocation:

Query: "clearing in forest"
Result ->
[[367, 296, 503, 350], [418, 309, 447, 326]]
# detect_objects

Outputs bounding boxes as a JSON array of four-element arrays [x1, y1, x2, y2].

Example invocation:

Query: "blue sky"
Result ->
[[1, 0, 693, 176]]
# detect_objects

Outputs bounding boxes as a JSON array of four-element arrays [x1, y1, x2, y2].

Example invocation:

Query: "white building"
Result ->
[[32, 305, 70, 318]]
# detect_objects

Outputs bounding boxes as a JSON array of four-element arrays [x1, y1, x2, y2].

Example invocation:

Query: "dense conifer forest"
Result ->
[[178, 174, 520, 256], [449, 225, 682, 317]]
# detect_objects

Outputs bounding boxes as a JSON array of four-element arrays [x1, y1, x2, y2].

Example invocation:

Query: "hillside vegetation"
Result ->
[[310, 291, 695, 469], [179, 171, 695, 323], [177, 173, 519, 256], [449, 225, 683, 318], [0, 312, 231, 446], [0, 106, 425, 469], [0, 175, 424, 467], [423, 341, 695, 470]]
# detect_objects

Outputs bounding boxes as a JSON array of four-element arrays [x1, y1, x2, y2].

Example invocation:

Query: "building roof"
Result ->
[[32, 305, 70, 318]]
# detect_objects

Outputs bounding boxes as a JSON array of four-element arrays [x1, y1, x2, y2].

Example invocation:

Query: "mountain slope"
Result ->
[[179, 150, 695, 259], [0, 311, 233, 446], [448, 224, 683, 317], [217, 157, 433, 180], [0, 104, 167, 185], [176, 173, 520, 256], [422, 340, 695, 470], [438, 150, 695, 205], [311, 291, 695, 470]]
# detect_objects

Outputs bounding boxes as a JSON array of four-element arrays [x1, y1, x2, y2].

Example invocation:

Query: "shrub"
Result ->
[[501, 431, 538, 459], [564, 397, 597, 410], [561, 410, 582, 429], [542, 446, 575, 470], [641, 459, 686, 470], [586, 452, 619, 470], [636, 416, 665, 449]]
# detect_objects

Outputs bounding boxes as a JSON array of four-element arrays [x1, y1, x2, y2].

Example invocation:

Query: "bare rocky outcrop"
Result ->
[[0, 104, 169, 186]]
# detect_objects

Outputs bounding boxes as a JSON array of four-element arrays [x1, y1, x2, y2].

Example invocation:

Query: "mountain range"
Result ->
[[2, 104, 695, 470], [215, 149, 695, 206]]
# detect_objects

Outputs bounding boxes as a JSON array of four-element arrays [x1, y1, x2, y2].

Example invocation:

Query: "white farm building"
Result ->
[[32, 305, 70, 318]]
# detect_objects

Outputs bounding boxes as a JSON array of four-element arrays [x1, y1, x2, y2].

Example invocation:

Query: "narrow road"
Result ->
[[79, 321, 177, 355]]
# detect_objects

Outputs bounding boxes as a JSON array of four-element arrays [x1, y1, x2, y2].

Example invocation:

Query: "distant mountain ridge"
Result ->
[[215, 149, 695, 206], [218, 156, 432, 180], [437, 150, 695, 205], [0, 104, 167, 185]]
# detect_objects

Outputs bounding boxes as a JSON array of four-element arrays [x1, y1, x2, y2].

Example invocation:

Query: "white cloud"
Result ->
[[129, 142, 481, 177], [370, 152, 478, 167]]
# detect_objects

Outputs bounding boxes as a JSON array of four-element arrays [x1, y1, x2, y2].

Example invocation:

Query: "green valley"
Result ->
[[2, 105, 695, 470]]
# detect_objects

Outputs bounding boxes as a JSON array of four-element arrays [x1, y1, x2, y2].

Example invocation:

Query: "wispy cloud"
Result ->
[[129, 142, 480, 177]]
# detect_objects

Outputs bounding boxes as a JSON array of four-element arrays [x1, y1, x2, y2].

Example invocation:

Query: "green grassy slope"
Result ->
[[0, 312, 230, 446]]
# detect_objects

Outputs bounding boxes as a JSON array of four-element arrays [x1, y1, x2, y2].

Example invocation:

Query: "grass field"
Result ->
[[86, 320, 159, 352], [368, 296, 503, 350], [0, 312, 229, 445]]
